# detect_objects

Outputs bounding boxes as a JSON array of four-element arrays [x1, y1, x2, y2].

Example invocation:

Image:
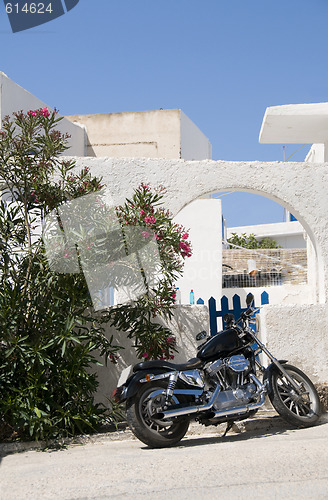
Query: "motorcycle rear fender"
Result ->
[[121, 368, 203, 402], [263, 360, 288, 397], [118, 369, 174, 402]]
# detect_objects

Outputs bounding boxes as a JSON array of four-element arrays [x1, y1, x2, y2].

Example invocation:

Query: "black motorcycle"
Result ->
[[113, 293, 322, 448]]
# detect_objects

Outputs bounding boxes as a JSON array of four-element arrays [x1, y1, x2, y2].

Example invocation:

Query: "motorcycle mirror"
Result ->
[[246, 293, 254, 306], [196, 330, 207, 341]]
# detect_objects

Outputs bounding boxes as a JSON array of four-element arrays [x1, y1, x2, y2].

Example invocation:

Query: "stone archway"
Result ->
[[72, 157, 328, 304], [68, 156, 328, 384]]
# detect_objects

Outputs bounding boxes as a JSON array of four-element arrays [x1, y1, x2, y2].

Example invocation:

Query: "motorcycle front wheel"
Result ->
[[126, 381, 190, 448], [269, 364, 321, 427]]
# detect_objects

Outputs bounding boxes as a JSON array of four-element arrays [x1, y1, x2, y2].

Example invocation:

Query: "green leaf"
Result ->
[[34, 407, 41, 418], [61, 340, 67, 357]]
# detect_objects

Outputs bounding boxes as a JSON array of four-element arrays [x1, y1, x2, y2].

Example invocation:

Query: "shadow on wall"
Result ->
[[92, 305, 210, 406]]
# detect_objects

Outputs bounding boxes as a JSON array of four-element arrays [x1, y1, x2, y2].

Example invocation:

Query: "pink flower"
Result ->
[[167, 336, 175, 343], [179, 241, 190, 251], [28, 110, 37, 117], [140, 210, 144, 217], [42, 107, 50, 118], [179, 240, 192, 257], [182, 233, 189, 240], [64, 253, 70, 258], [142, 352, 149, 359], [141, 183, 150, 191], [142, 231, 150, 238], [144, 216, 156, 224], [109, 354, 118, 364]]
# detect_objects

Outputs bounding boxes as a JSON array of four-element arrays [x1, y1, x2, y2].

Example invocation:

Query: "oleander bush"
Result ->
[[0, 109, 120, 441], [0, 109, 192, 442], [106, 183, 192, 361]]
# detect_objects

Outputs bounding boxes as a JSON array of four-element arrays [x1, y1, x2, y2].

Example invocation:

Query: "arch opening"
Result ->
[[174, 187, 320, 307], [205, 187, 318, 252]]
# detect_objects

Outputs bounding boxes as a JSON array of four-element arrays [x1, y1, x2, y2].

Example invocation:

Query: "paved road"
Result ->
[[1, 416, 328, 500]]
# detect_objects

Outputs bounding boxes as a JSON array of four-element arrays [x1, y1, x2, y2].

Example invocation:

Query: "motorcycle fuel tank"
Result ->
[[197, 328, 242, 361]]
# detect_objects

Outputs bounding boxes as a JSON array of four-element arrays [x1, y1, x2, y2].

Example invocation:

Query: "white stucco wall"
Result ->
[[60, 156, 328, 383], [305, 144, 326, 163], [94, 305, 210, 404], [180, 111, 212, 160], [173, 199, 222, 304], [67, 109, 212, 160], [0, 74, 212, 161], [67, 110, 181, 158], [222, 285, 313, 310], [0, 72, 85, 156], [259, 304, 328, 384], [66, 157, 327, 301]]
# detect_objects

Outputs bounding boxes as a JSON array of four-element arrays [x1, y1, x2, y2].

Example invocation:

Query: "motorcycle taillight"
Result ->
[[111, 386, 123, 403]]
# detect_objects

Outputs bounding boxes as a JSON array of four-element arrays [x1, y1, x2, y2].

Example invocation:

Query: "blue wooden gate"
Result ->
[[208, 292, 269, 336]]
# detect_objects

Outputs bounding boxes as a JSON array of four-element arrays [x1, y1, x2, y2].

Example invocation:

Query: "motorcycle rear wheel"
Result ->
[[270, 364, 321, 427], [126, 381, 190, 448]]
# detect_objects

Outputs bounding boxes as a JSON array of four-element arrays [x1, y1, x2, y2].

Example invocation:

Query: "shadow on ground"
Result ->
[[139, 413, 328, 450]]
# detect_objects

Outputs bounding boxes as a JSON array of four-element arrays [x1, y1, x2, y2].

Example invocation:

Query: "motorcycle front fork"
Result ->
[[253, 339, 302, 394]]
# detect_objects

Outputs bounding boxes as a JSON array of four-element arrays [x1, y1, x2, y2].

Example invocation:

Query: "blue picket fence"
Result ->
[[208, 292, 269, 336]]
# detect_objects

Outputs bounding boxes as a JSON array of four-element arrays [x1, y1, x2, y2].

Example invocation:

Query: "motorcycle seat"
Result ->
[[133, 357, 203, 373]]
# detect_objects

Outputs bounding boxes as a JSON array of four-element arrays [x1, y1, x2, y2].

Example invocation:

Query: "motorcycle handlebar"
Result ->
[[235, 305, 258, 327], [225, 304, 261, 330]]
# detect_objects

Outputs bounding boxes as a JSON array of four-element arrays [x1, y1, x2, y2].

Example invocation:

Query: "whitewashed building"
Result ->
[[2, 72, 328, 389]]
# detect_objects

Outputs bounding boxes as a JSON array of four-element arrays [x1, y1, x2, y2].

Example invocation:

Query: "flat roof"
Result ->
[[227, 221, 304, 238], [259, 102, 328, 144]]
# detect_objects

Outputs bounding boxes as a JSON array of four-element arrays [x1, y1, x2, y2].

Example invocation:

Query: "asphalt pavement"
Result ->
[[1, 410, 327, 499]]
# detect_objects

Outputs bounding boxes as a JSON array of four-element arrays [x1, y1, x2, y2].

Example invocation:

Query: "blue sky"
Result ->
[[1, 0, 327, 227]]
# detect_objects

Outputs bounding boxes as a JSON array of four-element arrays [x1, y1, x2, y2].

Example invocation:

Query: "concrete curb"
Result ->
[[2, 410, 326, 455]]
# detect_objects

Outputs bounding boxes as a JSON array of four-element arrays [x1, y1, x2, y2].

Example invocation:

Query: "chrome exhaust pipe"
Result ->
[[159, 374, 266, 420], [160, 392, 266, 420], [155, 384, 221, 420], [212, 392, 266, 419]]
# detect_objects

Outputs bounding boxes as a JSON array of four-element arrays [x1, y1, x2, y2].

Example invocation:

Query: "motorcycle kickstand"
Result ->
[[222, 421, 234, 437], [222, 421, 245, 437]]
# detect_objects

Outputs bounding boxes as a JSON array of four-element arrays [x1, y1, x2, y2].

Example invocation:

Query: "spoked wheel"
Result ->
[[126, 381, 190, 448], [270, 364, 321, 427]]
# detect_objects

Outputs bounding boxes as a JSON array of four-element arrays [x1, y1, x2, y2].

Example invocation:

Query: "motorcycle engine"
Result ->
[[205, 354, 257, 410]]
